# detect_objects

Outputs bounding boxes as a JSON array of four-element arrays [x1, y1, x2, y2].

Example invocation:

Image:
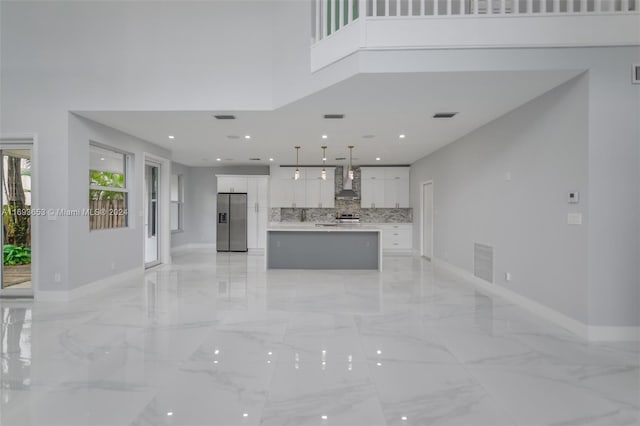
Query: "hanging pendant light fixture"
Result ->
[[348, 145, 355, 180], [294, 146, 301, 180], [321, 145, 327, 180]]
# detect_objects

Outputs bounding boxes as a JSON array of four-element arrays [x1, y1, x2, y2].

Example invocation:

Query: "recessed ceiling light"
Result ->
[[321, 415, 328, 420], [376, 157, 381, 161], [399, 134, 406, 139], [168, 135, 175, 139], [321, 134, 328, 139], [269, 158, 274, 162], [213, 114, 236, 120], [243, 413, 249, 418], [433, 112, 458, 118], [323, 114, 344, 119], [100, 157, 105, 161], [167, 412, 174, 417], [216, 158, 222, 162], [244, 135, 251, 140], [227, 135, 240, 140]]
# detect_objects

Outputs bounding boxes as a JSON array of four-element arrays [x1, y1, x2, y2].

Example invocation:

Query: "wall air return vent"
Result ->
[[323, 114, 344, 119], [214, 115, 236, 120], [474, 243, 494, 283], [633, 65, 640, 84], [433, 112, 458, 119]]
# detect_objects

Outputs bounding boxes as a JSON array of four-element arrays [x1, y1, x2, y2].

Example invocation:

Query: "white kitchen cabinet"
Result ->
[[217, 175, 269, 251], [377, 223, 413, 252], [269, 167, 301, 208], [383, 167, 410, 208], [360, 167, 386, 208], [305, 168, 335, 208], [217, 176, 248, 193], [361, 167, 410, 208], [246, 176, 269, 250]]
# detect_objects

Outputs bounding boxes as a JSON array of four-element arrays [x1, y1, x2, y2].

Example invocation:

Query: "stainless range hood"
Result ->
[[336, 167, 359, 200]]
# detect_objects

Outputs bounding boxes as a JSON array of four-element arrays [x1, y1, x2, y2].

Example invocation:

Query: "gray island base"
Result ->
[[266, 225, 383, 271]]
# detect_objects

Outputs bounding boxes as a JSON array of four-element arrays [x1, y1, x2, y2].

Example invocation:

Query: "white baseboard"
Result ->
[[35, 266, 144, 302], [171, 243, 216, 253], [432, 258, 640, 342]]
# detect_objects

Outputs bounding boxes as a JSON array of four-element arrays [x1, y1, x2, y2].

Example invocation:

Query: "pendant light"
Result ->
[[347, 145, 355, 180], [321, 145, 327, 180], [294, 146, 301, 180]]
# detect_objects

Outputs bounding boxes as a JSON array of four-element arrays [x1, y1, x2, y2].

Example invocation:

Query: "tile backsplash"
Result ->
[[270, 166, 412, 224], [270, 207, 412, 223]]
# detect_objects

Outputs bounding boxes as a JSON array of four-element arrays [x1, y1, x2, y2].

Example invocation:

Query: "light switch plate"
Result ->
[[568, 213, 582, 225]]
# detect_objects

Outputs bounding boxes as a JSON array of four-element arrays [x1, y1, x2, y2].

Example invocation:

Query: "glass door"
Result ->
[[144, 163, 160, 268], [0, 147, 33, 296]]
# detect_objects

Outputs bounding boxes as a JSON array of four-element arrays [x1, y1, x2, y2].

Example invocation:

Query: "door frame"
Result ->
[[420, 180, 434, 260], [142, 153, 171, 268], [0, 134, 38, 298]]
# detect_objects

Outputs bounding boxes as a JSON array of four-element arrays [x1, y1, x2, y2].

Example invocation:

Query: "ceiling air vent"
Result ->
[[249, 158, 261, 161], [433, 112, 458, 119], [227, 135, 240, 140], [214, 114, 236, 120], [335, 157, 346, 161], [323, 114, 344, 119], [633, 65, 640, 84]]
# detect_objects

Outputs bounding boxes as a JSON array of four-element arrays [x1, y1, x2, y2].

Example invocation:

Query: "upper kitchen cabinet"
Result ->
[[383, 167, 410, 208], [305, 168, 335, 208], [361, 167, 410, 208], [270, 167, 306, 208], [217, 176, 248, 193]]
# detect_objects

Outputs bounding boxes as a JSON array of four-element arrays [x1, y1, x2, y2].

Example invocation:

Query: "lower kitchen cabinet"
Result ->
[[376, 223, 413, 252]]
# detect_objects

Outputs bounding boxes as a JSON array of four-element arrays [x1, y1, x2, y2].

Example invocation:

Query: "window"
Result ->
[[170, 174, 183, 232], [89, 143, 129, 230]]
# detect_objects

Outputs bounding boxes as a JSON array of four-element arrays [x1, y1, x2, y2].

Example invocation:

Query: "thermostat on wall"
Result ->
[[568, 192, 579, 204]]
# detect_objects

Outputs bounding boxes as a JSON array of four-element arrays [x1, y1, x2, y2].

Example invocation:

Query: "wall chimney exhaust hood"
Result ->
[[336, 167, 359, 200]]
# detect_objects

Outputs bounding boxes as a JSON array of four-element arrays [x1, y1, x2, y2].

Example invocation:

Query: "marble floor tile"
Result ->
[[0, 249, 638, 426]]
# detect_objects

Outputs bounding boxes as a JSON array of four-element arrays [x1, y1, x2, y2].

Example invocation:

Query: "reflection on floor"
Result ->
[[1, 249, 639, 426]]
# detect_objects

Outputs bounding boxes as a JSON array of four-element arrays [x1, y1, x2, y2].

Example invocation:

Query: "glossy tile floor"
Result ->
[[1, 249, 639, 426]]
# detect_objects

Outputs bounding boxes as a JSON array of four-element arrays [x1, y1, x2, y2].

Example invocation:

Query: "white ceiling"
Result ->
[[77, 70, 579, 168]]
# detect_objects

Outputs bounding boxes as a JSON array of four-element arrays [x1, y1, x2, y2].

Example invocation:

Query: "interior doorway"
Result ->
[[421, 181, 434, 261], [144, 161, 160, 268], [0, 137, 35, 297]]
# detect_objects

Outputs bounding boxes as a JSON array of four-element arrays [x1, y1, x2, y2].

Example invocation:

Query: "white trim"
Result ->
[[171, 243, 216, 253], [0, 133, 38, 297], [143, 153, 172, 267], [432, 258, 640, 342], [35, 266, 143, 302], [420, 180, 434, 259]]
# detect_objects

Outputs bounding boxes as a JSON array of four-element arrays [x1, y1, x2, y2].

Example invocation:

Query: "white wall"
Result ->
[[68, 114, 171, 290], [411, 75, 590, 323]]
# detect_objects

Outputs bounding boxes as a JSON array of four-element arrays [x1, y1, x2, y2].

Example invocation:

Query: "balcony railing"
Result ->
[[312, 0, 637, 44]]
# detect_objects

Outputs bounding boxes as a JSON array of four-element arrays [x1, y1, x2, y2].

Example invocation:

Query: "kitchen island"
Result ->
[[266, 224, 382, 271]]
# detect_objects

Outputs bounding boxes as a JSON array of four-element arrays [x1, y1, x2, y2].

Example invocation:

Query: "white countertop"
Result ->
[[267, 223, 382, 232]]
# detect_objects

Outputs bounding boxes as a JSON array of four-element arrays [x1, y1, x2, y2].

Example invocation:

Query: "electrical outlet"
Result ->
[[111, 262, 116, 270], [505, 272, 512, 282], [54, 273, 61, 283]]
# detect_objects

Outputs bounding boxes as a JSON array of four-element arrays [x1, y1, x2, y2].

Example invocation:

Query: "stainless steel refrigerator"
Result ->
[[216, 193, 248, 252]]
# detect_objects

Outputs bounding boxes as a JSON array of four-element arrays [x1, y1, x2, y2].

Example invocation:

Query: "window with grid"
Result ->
[[89, 144, 129, 230]]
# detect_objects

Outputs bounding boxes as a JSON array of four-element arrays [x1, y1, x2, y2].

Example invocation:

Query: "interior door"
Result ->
[[422, 182, 434, 260], [0, 146, 34, 296], [144, 163, 160, 267]]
